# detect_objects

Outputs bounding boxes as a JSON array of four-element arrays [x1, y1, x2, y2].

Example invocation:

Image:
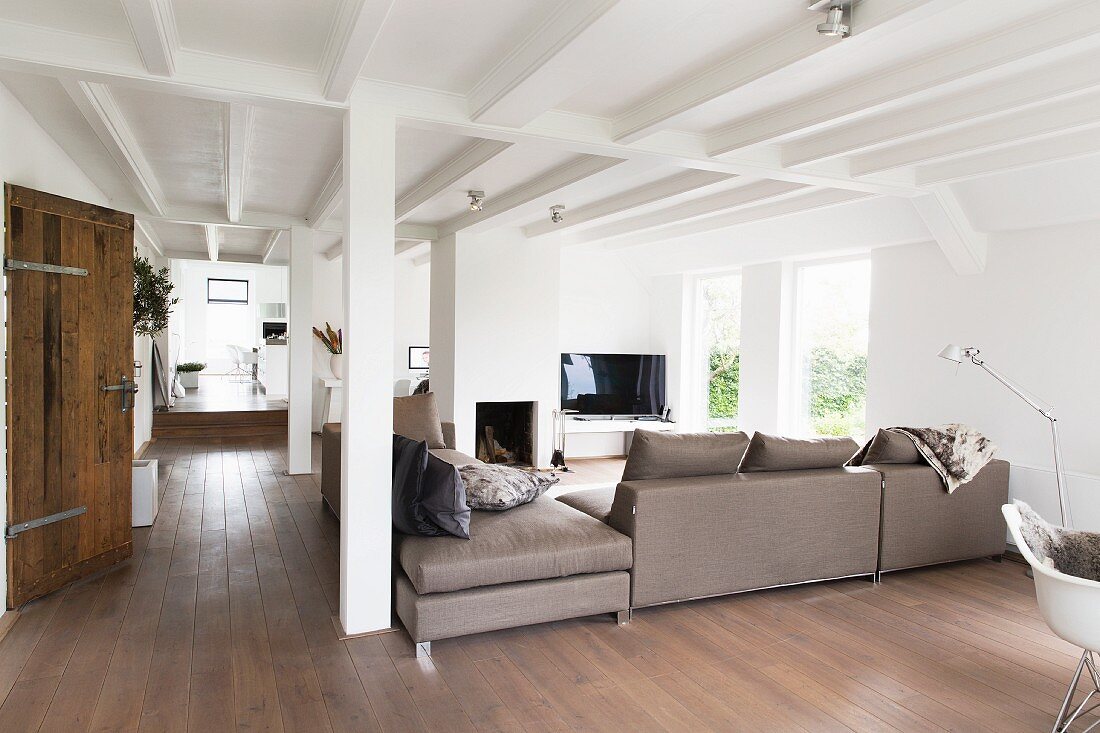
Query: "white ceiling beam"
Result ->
[[147, 208, 307, 230], [261, 229, 283, 264], [0, 19, 339, 111], [364, 81, 923, 197], [60, 79, 169, 217], [851, 92, 1100, 177], [165, 248, 262, 264], [438, 155, 625, 236], [912, 186, 987, 275], [320, 0, 396, 103], [307, 161, 344, 228], [524, 169, 733, 238], [204, 224, 219, 262], [592, 189, 873, 250], [783, 52, 1100, 168], [410, 252, 430, 268], [395, 139, 512, 223], [119, 0, 178, 76], [224, 102, 255, 224], [707, 1, 1100, 157], [323, 240, 344, 261], [467, 0, 624, 127], [916, 128, 1100, 186], [612, 0, 947, 144], [134, 219, 165, 257], [395, 223, 437, 242], [569, 179, 808, 245]]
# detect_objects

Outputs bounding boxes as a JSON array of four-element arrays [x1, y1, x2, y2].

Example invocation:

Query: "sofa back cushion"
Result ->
[[738, 432, 860, 473], [622, 430, 750, 481], [861, 428, 922, 464], [394, 392, 446, 448]]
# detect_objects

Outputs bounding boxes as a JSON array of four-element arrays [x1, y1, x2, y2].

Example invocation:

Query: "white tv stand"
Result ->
[[563, 416, 675, 458]]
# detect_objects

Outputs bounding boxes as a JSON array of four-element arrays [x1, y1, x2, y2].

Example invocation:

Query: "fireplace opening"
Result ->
[[475, 401, 535, 467]]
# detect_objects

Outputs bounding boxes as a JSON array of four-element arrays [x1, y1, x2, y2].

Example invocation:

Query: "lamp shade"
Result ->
[[937, 344, 964, 363]]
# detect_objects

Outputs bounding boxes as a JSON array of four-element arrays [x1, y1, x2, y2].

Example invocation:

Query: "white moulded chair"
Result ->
[[1003, 504, 1100, 732]]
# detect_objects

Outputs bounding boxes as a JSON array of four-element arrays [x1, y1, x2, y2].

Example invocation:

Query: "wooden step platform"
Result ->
[[152, 408, 287, 438]]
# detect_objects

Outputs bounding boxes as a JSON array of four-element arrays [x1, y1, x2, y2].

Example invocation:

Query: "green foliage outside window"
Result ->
[[807, 346, 867, 437], [708, 349, 740, 433]]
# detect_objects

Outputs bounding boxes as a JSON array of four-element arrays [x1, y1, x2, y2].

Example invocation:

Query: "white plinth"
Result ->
[[132, 459, 159, 527]]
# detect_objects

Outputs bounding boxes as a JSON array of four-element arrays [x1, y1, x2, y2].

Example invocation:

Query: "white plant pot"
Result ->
[[178, 371, 200, 389], [132, 459, 159, 527], [330, 353, 345, 380]]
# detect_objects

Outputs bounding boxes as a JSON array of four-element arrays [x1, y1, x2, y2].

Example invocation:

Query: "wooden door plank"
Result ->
[[40, 211, 65, 579]]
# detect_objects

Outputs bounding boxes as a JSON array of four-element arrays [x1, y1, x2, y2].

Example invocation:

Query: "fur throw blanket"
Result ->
[[874, 424, 997, 493], [1015, 500, 1100, 582]]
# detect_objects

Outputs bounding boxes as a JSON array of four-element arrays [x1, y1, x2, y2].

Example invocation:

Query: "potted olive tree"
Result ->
[[176, 362, 206, 390]]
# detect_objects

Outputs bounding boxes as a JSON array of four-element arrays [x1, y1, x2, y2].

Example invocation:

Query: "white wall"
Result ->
[[738, 262, 794, 436], [0, 82, 113, 610], [432, 228, 561, 467], [867, 225, 1100, 531]]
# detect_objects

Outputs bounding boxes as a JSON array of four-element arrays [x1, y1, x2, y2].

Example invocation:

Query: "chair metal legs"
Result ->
[[1053, 651, 1100, 732]]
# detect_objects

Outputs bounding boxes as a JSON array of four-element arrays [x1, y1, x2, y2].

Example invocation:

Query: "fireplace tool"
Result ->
[[550, 409, 578, 474]]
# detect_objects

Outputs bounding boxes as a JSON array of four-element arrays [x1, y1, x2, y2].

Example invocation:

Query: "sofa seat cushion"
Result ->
[[428, 448, 481, 467], [556, 487, 616, 524], [397, 497, 632, 594]]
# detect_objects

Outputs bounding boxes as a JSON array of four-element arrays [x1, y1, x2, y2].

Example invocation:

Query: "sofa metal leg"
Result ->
[[415, 641, 431, 658], [991, 554, 1004, 563], [862, 572, 881, 584], [616, 610, 632, 626]]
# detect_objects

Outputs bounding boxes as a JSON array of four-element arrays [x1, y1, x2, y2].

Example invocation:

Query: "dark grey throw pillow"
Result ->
[[738, 432, 860, 473], [458, 464, 559, 511], [420, 453, 471, 539], [392, 434, 432, 536], [1016, 500, 1100, 582], [622, 430, 750, 481]]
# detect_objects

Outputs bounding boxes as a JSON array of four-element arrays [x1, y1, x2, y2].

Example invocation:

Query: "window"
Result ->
[[207, 278, 249, 304], [793, 258, 870, 440], [698, 273, 742, 433]]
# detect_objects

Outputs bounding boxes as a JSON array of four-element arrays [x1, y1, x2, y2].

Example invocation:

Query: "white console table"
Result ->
[[564, 417, 675, 457], [320, 377, 343, 425]]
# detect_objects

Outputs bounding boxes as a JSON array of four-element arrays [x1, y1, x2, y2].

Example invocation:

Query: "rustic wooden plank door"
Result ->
[[4, 183, 135, 608]]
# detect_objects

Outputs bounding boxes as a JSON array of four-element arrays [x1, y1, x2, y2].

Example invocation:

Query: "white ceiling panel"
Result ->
[[395, 127, 484, 202], [150, 220, 206, 253], [218, 226, 272, 256], [174, 0, 342, 71], [405, 144, 586, 226], [111, 87, 225, 210], [0, 0, 132, 42], [245, 105, 342, 217], [361, 1, 558, 94]]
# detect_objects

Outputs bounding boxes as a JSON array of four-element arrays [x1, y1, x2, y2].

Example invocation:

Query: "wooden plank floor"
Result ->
[[0, 434, 1090, 732]]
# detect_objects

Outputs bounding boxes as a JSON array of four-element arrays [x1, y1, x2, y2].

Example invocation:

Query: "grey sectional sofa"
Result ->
[[324, 406, 1010, 654]]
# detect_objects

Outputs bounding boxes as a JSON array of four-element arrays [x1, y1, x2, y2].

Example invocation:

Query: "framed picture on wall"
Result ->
[[409, 346, 430, 371]]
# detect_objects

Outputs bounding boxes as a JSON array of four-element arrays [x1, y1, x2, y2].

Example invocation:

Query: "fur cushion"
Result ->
[[458, 464, 559, 511], [1016, 500, 1100, 582]]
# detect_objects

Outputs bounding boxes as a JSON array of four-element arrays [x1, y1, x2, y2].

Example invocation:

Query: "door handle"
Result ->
[[102, 374, 139, 413]]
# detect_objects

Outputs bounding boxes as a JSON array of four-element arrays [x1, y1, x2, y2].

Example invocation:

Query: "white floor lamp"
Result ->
[[938, 344, 1071, 527]]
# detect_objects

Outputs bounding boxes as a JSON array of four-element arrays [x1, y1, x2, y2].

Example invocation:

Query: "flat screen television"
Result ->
[[560, 353, 666, 416]]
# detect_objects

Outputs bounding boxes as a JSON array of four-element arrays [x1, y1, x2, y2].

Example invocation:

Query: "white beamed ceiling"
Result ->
[[2, 0, 1099, 264]]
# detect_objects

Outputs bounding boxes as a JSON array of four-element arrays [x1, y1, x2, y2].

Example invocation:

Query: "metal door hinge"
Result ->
[[6, 506, 87, 538], [4, 258, 88, 276]]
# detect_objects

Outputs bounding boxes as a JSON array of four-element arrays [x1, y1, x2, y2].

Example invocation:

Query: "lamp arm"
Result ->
[[970, 355, 1071, 527], [971, 358, 1054, 420]]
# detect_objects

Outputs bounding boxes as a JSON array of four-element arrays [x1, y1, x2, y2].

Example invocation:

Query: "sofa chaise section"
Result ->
[[873, 458, 1010, 573], [394, 497, 632, 650], [601, 466, 882, 608]]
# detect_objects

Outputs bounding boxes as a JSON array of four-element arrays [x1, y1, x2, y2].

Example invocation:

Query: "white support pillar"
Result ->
[[287, 225, 314, 474], [340, 93, 396, 635]]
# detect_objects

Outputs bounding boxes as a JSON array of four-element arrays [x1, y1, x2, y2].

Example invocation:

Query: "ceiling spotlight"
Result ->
[[550, 205, 565, 224], [808, 0, 850, 37], [467, 190, 485, 212]]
